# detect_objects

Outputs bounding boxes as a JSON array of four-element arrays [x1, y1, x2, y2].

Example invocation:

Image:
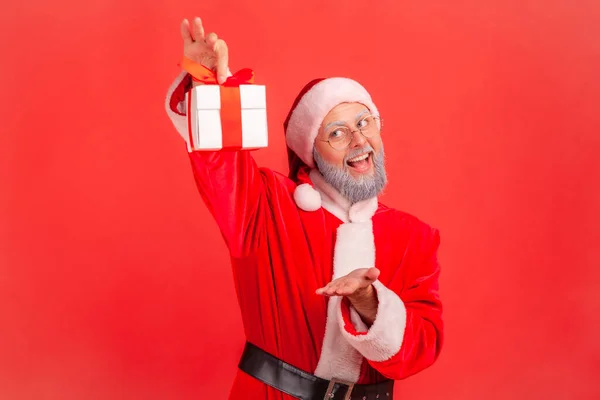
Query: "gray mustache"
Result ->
[[313, 145, 388, 204], [344, 145, 375, 162]]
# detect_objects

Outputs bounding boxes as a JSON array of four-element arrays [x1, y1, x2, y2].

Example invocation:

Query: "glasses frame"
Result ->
[[317, 115, 384, 150]]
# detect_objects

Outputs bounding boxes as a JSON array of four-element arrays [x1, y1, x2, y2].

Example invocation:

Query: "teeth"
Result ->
[[348, 153, 369, 163]]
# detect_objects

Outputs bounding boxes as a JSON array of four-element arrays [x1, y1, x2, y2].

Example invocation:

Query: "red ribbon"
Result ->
[[180, 57, 256, 150], [180, 56, 255, 86]]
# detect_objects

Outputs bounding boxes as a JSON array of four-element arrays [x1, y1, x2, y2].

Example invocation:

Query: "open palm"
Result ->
[[316, 267, 380, 297]]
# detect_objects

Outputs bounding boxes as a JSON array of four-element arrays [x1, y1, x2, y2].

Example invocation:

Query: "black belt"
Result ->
[[238, 341, 394, 400]]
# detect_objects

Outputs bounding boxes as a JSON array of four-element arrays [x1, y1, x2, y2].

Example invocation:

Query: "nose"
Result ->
[[349, 130, 367, 148]]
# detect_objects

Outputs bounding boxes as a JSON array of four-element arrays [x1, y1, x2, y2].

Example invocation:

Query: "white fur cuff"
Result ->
[[338, 280, 407, 362], [164, 71, 191, 144]]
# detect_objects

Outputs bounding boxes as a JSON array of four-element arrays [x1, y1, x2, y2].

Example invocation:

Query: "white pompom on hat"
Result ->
[[293, 183, 322, 212]]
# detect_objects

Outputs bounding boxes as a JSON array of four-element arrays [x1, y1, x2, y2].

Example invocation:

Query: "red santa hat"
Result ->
[[284, 77, 380, 169], [283, 77, 379, 211]]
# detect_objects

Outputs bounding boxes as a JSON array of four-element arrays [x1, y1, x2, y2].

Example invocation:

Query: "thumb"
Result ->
[[365, 267, 380, 281]]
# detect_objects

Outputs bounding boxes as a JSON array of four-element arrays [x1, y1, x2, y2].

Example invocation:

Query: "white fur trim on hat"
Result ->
[[293, 183, 322, 211], [285, 78, 379, 168]]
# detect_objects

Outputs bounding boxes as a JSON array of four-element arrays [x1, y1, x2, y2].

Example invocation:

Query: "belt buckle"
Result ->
[[324, 378, 355, 400]]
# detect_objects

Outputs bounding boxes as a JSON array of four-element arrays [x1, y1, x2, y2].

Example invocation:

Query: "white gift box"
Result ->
[[185, 84, 268, 152]]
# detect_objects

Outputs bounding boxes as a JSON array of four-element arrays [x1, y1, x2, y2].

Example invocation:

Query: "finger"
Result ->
[[180, 19, 193, 45], [316, 287, 335, 296], [213, 39, 229, 84], [316, 276, 344, 295], [320, 284, 332, 294], [326, 282, 344, 295], [337, 280, 358, 296], [205, 32, 219, 46], [335, 286, 352, 296], [334, 280, 358, 296], [192, 17, 205, 42], [316, 282, 333, 295]]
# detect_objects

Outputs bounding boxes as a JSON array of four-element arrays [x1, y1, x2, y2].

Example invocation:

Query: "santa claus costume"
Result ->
[[165, 69, 443, 400]]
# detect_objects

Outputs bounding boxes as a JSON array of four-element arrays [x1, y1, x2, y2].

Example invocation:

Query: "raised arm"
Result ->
[[165, 17, 266, 257]]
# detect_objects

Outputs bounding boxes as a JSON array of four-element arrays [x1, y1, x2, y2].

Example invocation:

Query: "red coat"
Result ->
[[166, 72, 443, 399]]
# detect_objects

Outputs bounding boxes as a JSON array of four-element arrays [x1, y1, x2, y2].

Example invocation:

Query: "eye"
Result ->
[[357, 117, 370, 129], [329, 129, 345, 140]]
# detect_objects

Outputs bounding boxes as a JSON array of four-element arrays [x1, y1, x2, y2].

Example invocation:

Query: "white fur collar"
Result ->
[[292, 169, 380, 381], [308, 168, 379, 381]]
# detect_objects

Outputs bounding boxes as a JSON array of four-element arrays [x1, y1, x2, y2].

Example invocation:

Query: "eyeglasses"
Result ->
[[317, 115, 383, 150]]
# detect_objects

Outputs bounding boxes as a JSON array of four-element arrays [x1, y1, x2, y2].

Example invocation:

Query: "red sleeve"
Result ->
[[339, 226, 443, 380], [165, 71, 266, 257]]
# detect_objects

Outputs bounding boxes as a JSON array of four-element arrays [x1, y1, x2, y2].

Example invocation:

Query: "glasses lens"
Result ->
[[329, 127, 352, 149], [361, 116, 381, 137]]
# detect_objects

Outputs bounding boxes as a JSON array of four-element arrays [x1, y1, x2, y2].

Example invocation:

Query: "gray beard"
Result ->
[[313, 144, 387, 204]]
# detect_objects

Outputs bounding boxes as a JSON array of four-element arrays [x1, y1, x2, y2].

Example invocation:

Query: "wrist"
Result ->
[[347, 284, 378, 327], [348, 284, 375, 306]]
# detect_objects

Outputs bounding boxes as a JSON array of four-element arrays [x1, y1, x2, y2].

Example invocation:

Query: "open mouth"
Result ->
[[346, 152, 373, 172]]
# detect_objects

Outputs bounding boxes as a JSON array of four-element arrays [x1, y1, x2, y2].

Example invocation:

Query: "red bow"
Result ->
[[180, 56, 255, 86]]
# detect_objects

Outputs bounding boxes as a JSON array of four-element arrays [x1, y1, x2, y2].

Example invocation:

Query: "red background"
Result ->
[[1, 1, 599, 399]]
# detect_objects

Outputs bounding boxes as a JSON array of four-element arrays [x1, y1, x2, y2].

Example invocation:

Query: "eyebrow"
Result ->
[[323, 109, 370, 132]]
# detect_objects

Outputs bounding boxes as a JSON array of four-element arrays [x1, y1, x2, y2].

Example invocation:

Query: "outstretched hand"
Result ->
[[316, 267, 380, 300], [180, 17, 229, 84]]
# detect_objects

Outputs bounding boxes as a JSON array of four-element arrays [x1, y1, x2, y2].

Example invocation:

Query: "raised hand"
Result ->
[[180, 17, 229, 84]]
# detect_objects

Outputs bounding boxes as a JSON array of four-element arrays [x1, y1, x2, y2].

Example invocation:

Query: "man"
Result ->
[[165, 16, 443, 400]]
